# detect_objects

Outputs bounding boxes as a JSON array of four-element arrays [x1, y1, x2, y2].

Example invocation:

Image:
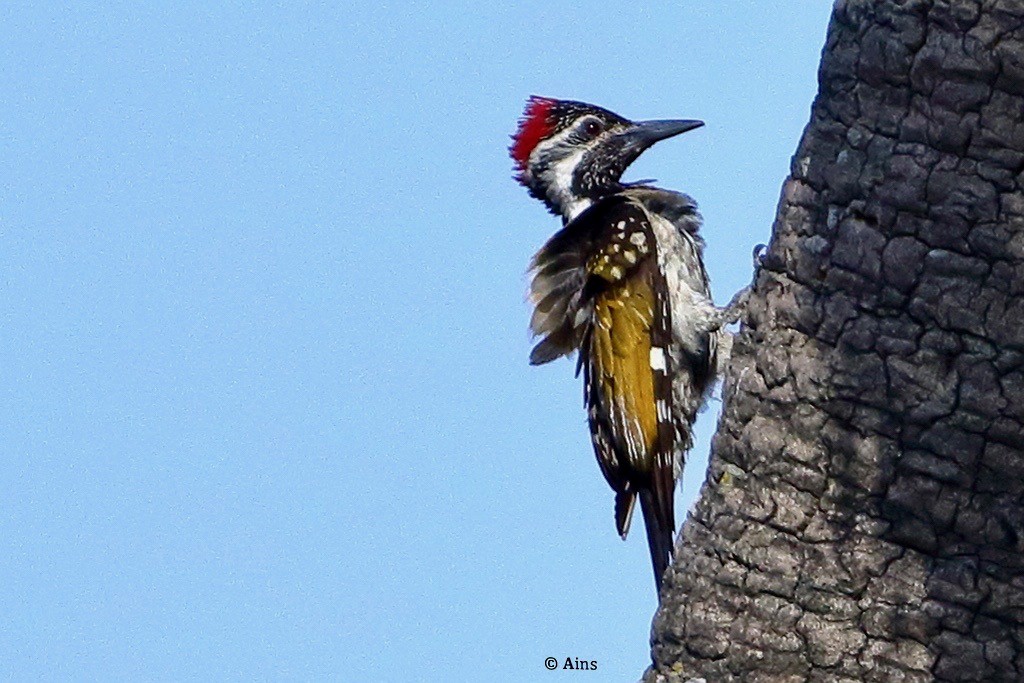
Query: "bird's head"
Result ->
[[510, 96, 703, 221]]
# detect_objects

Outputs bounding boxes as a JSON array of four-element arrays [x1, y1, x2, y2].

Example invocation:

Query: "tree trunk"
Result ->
[[646, 1, 1024, 681]]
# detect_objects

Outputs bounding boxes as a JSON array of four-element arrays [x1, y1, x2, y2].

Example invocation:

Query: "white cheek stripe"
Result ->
[[531, 130, 594, 221]]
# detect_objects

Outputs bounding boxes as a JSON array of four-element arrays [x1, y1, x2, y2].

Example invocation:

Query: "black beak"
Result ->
[[617, 119, 704, 156]]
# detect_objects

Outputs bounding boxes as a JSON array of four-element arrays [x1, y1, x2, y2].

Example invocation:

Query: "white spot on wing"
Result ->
[[650, 347, 667, 372]]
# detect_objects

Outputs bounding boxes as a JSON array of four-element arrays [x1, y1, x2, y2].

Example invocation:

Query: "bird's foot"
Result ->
[[707, 243, 768, 331]]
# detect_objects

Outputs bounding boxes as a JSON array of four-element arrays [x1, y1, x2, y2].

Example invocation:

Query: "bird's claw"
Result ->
[[710, 243, 768, 332], [751, 243, 768, 285]]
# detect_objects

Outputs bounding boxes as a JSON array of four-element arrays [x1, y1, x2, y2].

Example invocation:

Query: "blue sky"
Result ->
[[0, 2, 833, 681]]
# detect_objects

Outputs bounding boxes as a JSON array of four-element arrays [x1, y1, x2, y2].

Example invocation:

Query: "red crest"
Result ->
[[509, 96, 556, 180]]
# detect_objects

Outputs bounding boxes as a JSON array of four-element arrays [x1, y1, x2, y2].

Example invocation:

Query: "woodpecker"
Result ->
[[511, 97, 736, 592]]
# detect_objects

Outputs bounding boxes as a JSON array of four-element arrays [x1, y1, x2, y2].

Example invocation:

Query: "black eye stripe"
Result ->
[[541, 101, 629, 140]]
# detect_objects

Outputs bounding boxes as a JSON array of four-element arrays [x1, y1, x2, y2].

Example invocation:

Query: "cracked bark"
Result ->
[[645, 1, 1024, 681]]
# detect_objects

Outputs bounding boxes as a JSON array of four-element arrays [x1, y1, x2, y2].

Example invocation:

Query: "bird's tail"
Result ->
[[639, 489, 673, 592]]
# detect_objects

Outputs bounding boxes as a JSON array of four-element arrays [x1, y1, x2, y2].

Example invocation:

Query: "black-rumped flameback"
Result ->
[[511, 97, 723, 593]]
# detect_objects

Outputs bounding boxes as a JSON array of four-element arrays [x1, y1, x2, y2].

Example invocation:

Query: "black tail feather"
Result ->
[[615, 491, 636, 540], [639, 489, 674, 592]]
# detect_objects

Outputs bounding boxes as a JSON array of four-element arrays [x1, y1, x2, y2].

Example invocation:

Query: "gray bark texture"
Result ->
[[645, 1, 1024, 681]]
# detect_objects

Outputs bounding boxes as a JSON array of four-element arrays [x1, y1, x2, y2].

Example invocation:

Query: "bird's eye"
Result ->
[[582, 119, 603, 137]]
